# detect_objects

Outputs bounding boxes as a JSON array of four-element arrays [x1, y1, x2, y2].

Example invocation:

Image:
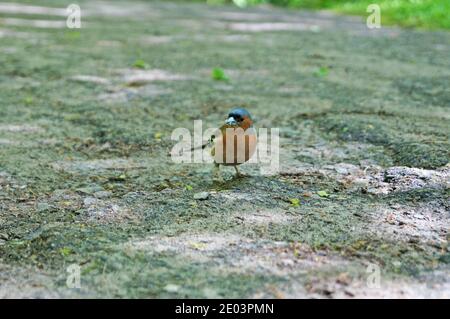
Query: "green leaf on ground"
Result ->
[[317, 191, 329, 198], [211, 68, 229, 81], [290, 198, 300, 207], [315, 66, 329, 77], [60, 247, 73, 257], [133, 59, 150, 69]]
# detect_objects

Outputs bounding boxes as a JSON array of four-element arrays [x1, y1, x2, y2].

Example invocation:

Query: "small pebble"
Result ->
[[193, 192, 210, 200], [164, 284, 180, 293], [94, 191, 112, 199]]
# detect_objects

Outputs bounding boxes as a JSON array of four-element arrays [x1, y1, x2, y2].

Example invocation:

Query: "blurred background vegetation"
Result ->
[[194, 0, 450, 30]]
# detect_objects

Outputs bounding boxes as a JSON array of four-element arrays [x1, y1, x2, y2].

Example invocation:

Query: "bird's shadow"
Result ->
[[211, 173, 256, 189]]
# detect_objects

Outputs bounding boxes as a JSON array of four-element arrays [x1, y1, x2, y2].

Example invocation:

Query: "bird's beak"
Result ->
[[225, 117, 238, 126]]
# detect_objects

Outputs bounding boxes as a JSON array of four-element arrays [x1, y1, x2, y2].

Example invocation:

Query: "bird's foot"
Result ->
[[233, 166, 246, 179], [213, 164, 224, 183], [213, 175, 224, 183]]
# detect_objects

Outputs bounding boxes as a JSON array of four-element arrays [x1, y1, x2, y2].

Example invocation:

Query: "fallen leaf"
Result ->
[[317, 191, 329, 197], [290, 198, 300, 207], [211, 68, 229, 81], [133, 59, 150, 69]]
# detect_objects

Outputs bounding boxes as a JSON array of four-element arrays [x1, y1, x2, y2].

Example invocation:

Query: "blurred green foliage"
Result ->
[[201, 0, 450, 29]]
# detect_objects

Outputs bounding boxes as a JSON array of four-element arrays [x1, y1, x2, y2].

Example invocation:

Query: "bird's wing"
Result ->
[[210, 125, 230, 158]]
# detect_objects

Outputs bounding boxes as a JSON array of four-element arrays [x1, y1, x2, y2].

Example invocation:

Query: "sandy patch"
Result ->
[[281, 155, 449, 246], [228, 22, 320, 32], [139, 34, 250, 45], [217, 190, 258, 202], [0, 28, 30, 38], [96, 40, 122, 47], [0, 138, 57, 148], [126, 233, 347, 276], [52, 158, 145, 173], [232, 209, 295, 226], [0, 46, 17, 54], [215, 11, 271, 22], [366, 166, 450, 195], [84, 1, 158, 18], [367, 202, 449, 246], [321, 165, 448, 196], [83, 197, 137, 222], [98, 85, 172, 103], [116, 69, 190, 86], [69, 75, 110, 85], [0, 139, 16, 146], [278, 268, 450, 298], [0, 263, 60, 299], [0, 124, 43, 133], [281, 154, 449, 196], [39, 188, 136, 223], [0, 18, 66, 28], [0, 3, 66, 16], [350, 27, 402, 38]]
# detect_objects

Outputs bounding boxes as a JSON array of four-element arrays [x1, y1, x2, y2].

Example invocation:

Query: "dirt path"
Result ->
[[0, 0, 449, 298]]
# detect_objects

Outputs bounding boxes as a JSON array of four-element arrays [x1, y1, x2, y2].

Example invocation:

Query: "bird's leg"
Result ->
[[234, 166, 243, 178], [213, 163, 223, 182]]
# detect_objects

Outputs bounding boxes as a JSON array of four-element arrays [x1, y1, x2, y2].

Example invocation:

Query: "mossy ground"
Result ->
[[0, 0, 449, 298]]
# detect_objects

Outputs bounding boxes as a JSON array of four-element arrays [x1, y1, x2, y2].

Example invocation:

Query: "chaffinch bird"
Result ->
[[210, 108, 257, 180]]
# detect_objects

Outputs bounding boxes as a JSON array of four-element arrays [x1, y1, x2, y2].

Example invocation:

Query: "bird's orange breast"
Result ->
[[212, 127, 257, 166]]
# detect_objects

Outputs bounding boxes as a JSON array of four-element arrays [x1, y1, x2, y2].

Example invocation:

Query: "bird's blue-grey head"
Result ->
[[225, 108, 252, 126]]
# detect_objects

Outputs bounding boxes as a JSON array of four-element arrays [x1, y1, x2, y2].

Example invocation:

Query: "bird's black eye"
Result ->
[[228, 113, 243, 122]]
